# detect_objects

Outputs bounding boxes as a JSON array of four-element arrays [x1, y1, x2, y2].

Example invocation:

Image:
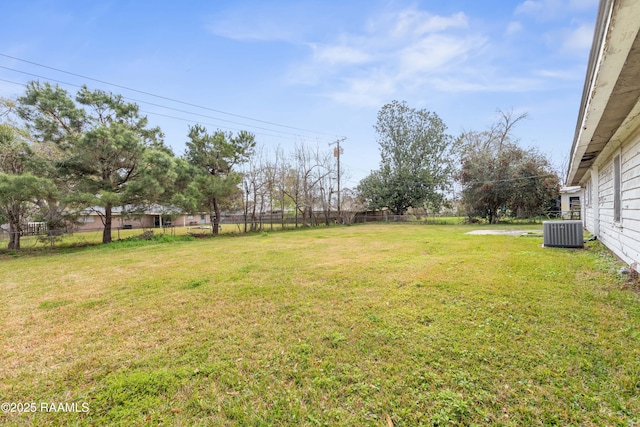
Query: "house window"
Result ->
[[585, 180, 591, 207], [613, 154, 621, 223]]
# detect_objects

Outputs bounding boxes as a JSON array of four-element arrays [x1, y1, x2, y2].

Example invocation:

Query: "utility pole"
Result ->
[[329, 138, 345, 221]]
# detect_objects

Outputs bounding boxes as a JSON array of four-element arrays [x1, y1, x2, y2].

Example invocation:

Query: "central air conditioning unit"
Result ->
[[543, 220, 584, 248]]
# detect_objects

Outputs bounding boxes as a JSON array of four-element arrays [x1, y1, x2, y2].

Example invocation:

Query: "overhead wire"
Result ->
[[0, 55, 359, 183], [0, 66, 315, 138], [0, 77, 26, 87], [466, 173, 557, 186], [0, 53, 344, 138], [0, 66, 332, 143], [140, 109, 318, 142]]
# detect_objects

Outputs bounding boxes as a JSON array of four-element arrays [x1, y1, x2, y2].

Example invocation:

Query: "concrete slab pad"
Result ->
[[466, 230, 540, 236]]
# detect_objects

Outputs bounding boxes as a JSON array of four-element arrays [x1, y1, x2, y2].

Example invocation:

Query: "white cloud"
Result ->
[[568, 0, 600, 11], [204, 3, 313, 43], [309, 68, 549, 107], [311, 44, 372, 65], [398, 35, 482, 76], [516, 0, 548, 16], [430, 75, 545, 93], [561, 23, 594, 52], [506, 21, 524, 36], [286, 6, 491, 107], [327, 73, 398, 108], [535, 68, 582, 80], [515, 0, 598, 20], [207, 20, 295, 42], [540, 22, 594, 56], [282, 2, 594, 108], [391, 10, 468, 38], [514, 1, 595, 58]]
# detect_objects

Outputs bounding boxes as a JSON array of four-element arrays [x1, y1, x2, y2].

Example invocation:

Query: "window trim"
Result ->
[[613, 154, 621, 223]]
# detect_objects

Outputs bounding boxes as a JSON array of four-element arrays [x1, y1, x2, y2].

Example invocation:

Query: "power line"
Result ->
[[466, 173, 557, 186], [0, 53, 344, 138], [1, 66, 363, 186], [0, 67, 328, 143], [141, 109, 324, 143], [0, 77, 27, 88], [342, 161, 373, 174], [0, 65, 86, 91]]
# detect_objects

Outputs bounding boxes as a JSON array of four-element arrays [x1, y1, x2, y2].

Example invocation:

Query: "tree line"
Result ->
[[1, 83, 560, 250], [0, 82, 350, 249], [358, 101, 560, 221]]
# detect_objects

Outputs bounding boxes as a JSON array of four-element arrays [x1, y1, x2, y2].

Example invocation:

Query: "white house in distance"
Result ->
[[566, 0, 640, 267], [75, 206, 210, 232], [559, 186, 583, 220]]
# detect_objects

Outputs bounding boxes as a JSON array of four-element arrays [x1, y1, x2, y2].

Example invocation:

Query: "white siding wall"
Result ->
[[584, 177, 595, 232], [594, 133, 640, 266]]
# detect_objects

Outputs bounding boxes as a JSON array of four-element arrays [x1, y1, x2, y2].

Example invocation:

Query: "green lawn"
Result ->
[[0, 223, 638, 426], [0, 223, 273, 250]]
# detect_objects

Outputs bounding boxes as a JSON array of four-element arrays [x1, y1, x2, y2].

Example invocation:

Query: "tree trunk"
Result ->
[[103, 203, 113, 243], [270, 198, 274, 231], [488, 206, 500, 224], [250, 189, 257, 232], [8, 219, 20, 250], [243, 186, 249, 233], [213, 197, 220, 236], [281, 191, 285, 229]]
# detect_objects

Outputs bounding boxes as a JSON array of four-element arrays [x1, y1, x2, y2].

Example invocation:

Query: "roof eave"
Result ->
[[566, 0, 640, 186]]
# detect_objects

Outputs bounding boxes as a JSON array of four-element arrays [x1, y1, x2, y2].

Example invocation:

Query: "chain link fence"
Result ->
[[0, 212, 467, 249], [2, 210, 576, 250]]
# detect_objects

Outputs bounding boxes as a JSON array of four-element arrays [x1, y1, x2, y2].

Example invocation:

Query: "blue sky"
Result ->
[[1, 0, 599, 187]]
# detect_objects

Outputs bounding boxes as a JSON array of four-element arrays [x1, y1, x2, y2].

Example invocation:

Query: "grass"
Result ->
[[0, 224, 245, 251], [0, 223, 639, 426]]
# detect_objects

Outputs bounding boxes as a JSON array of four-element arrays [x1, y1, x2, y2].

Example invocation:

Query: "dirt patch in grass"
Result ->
[[466, 229, 541, 236]]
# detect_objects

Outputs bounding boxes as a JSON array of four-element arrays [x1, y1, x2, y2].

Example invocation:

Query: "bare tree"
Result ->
[[272, 147, 292, 228], [238, 142, 347, 231], [262, 151, 280, 230], [291, 143, 332, 226], [457, 109, 528, 155], [340, 187, 365, 224], [316, 148, 336, 225], [241, 147, 269, 232]]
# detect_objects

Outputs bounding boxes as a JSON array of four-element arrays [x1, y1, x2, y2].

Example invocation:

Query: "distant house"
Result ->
[[559, 186, 583, 220], [75, 206, 210, 231], [566, 0, 640, 267]]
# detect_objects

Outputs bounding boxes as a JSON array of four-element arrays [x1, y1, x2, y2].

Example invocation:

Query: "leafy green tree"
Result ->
[[2, 97, 76, 233], [18, 82, 171, 243], [0, 101, 57, 249], [357, 100, 455, 215], [0, 108, 31, 176], [457, 111, 559, 223], [184, 125, 255, 235], [0, 173, 56, 249], [510, 150, 560, 217]]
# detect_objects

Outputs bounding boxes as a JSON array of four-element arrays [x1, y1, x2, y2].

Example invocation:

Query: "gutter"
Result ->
[[566, 0, 615, 186]]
